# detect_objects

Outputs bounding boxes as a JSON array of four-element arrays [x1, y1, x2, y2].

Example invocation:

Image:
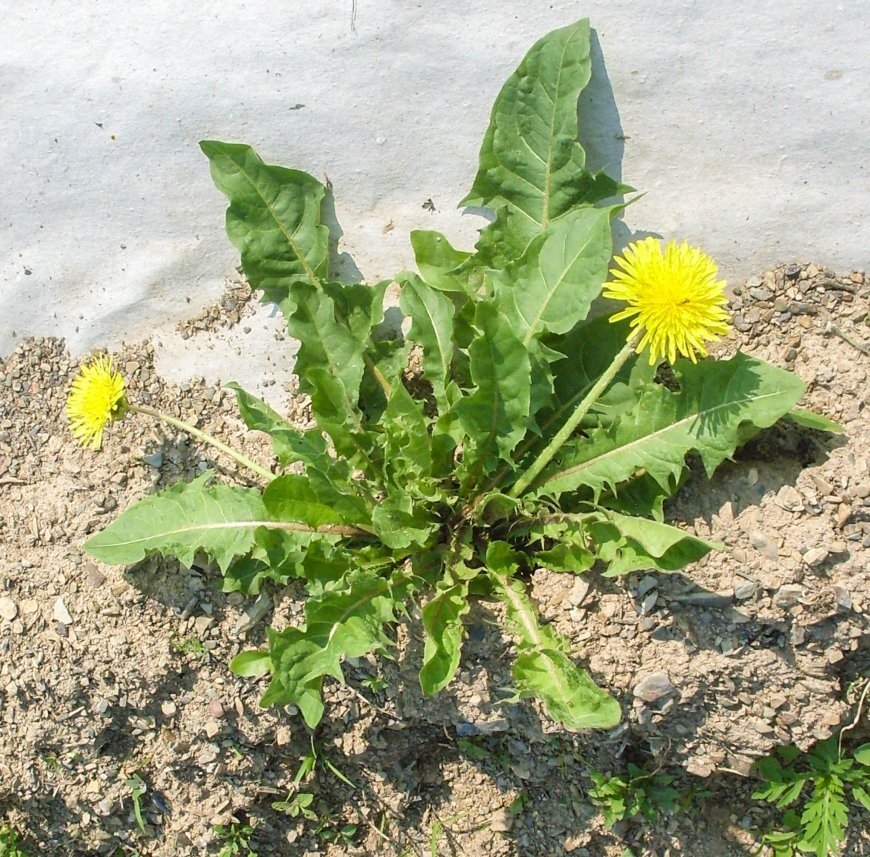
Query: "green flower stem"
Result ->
[[509, 333, 639, 498], [130, 404, 274, 482]]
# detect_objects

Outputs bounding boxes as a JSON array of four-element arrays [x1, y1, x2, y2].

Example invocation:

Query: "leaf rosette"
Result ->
[[83, 19, 834, 733]]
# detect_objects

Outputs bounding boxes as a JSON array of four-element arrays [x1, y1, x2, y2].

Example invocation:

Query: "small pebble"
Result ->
[[53, 597, 73, 625], [637, 575, 658, 597], [802, 547, 829, 568], [84, 563, 106, 588], [749, 531, 779, 561], [775, 585, 803, 608], [490, 808, 514, 833], [0, 596, 18, 622], [568, 577, 590, 607], [143, 451, 164, 468], [207, 699, 225, 719], [633, 671, 675, 703], [831, 586, 852, 611], [734, 581, 758, 600]]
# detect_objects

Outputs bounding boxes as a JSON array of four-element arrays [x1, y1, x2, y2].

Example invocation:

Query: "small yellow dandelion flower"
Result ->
[[65, 355, 128, 449], [603, 238, 731, 365]]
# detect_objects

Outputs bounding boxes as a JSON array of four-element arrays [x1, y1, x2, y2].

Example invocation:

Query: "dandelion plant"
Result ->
[[68, 19, 834, 732]]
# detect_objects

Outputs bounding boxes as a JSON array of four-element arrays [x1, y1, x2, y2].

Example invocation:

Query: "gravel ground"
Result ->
[[0, 262, 867, 856]]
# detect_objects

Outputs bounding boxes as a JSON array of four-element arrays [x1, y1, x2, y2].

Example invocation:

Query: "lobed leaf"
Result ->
[[227, 382, 331, 469], [486, 541, 621, 730], [456, 301, 531, 480], [86, 472, 272, 572], [799, 775, 848, 857], [287, 281, 371, 461], [419, 566, 473, 695], [259, 568, 415, 727], [378, 382, 433, 484], [263, 473, 371, 530], [531, 353, 806, 500], [461, 19, 623, 264], [399, 274, 459, 415]]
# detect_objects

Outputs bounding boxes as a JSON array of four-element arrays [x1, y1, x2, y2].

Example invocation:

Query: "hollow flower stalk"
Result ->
[[65, 355, 273, 480]]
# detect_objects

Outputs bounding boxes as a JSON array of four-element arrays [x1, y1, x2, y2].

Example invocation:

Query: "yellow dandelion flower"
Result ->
[[65, 355, 128, 449], [603, 238, 731, 365]]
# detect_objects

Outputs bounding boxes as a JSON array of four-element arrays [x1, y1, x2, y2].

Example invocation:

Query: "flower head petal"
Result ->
[[603, 238, 731, 364], [65, 355, 128, 449]]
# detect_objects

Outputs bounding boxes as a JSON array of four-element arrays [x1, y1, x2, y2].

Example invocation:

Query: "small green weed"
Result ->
[[0, 823, 29, 857], [314, 812, 357, 846], [124, 774, 148, 835], [169, 634, 209, 660], [213, 819, 257, 857], [271, 747, 317, 822], [752, 736, 869, 857], [361, 675, 389, 693], [588, 763, 680, 828]]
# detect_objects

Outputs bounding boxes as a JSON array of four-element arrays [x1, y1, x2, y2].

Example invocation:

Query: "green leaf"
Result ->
[[788, 408, 843, 433], [287, 281, 370, 461], [491, 206, 616, 344], [227, 382, 331, 469], [588, 509, 718, 576], [852, 785, 870, 811], [799, 775, 848, 857], [410, 230, 473, 294], [370, 493, 438, 550], [86, 472, 270, 572], [263, 474, 371, 529], [456, 300, 531, 477], [486, 542, 620, 730], [544, 315, 654, 434], [230, 650, 272, 677], [461, 19, 623, 260], [223, 528, 309, 594], [201, 141, 328, 309], [262, 568, 414, 727], [853, 743, 870, 767], [378, 382, 433, 483], [420, 567, 472, 694], [532, 353, 806, 500], [399, 273, 458, 414]]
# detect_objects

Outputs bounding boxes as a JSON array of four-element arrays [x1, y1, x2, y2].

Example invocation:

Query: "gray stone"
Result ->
[[633, 671, 675, 703], [568, 577, 590, 607], [194, 615, 214, 637], [233, 592, 271, 635], [802, 547, 829, 568], [832, 586, 852, 611], [775, 585, 803, 608], [143, 451, 164, 468], [749, 530, 779, 561], [734, 580, 758, 600], [637, 575, 658, 597]]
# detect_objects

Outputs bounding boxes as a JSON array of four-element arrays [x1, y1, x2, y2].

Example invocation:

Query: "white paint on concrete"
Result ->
[[3, 1, 868, 402]]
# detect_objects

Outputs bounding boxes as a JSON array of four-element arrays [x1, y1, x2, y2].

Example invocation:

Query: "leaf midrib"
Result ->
[[233, 160, 321, 285], [521, 212, 602, 347], [537, 388, 789, 492], [93, 519, 364, 549]]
